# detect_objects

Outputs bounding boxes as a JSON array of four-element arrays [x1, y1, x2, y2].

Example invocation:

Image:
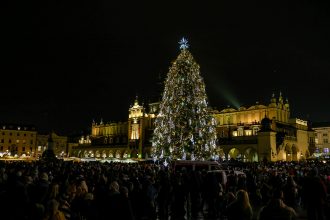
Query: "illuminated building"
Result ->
[[127, 97, 156, 158], [0, 124, 37, 157], [71, 93, 315, 162], [214, 92, 290, 127], [87, 119, 128, 158], [313, 122, 330, 157], [212, 92, 315, 162], [71, 97, 157, 159]]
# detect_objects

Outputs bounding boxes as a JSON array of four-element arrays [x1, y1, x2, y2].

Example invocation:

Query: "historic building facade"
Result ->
[[0, 124, 37, 157], [313, 122, 330, 157], [71, 93, 315, 162], [212, 93, 315, 162], [71, 97, 157, 159]]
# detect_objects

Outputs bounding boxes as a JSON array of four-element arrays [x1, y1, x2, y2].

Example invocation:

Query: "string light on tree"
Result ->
[[151, 38, 218, 160], [164, 159, 168, 167]]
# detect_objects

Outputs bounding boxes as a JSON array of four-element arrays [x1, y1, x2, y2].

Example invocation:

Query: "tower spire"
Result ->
[[279, 91, 283, 104], [134, 95, 139, 106], [270, 92, 276, 104], [285, 97, 290, 109]]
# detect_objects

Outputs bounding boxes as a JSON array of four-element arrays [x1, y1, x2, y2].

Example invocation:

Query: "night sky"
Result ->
[[3, 1, 330, 134]]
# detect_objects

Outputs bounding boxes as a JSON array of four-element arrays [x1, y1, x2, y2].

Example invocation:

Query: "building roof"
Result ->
[[220, 108, 237, 113], [0, 123, 36, 131], [218, 103, 268, 113], [247, 104, 267, 110]]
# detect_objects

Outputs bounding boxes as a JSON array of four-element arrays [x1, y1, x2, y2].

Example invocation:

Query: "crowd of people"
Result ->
[[0, 159, 329, 220]]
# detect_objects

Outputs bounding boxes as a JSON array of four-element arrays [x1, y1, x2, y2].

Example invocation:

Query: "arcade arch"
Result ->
[[228, 148, 242, 160], [109, 150, 114, 158], [102, 150, 107, 158], [243, 147, 258, 162], [291, 145, 298, 161], [285, 144, 292, 161]]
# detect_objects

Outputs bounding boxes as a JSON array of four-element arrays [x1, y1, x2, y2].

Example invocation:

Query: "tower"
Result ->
[[284, 98, 290, 122], [278, 91, 284, 104], [257, 116, 277, 162], [270, 92, 277, 106], [276, 91, 286, 122], [128, 96, 145, 158]]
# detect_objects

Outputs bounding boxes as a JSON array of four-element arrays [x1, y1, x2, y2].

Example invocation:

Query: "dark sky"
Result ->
[[3, 1, 330, 134]]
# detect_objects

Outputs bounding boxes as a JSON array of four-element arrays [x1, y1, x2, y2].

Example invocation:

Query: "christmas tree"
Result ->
[[151, 38, 217, 161]]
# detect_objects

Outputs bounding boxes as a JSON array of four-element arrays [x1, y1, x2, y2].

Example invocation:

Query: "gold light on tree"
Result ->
[[152, 38, 217, 160]]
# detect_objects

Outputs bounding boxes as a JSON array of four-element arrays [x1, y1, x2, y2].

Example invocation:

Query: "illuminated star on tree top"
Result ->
[[179, 37, 189, 50]]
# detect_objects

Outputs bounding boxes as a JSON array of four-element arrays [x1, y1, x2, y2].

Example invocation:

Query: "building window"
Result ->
[[30, 140, 33, 144], [16, 140, 19, 143], [324, 139, 329, 144], [17, 133, 20, 136], [237, 127, 244, 136], [38, 146, 42, 151], [8, 139, 11, 143], [324, 148, 329, 154], [24, 133, 26, 136], [252, 127, 259, 135], [2, 132, 5, 135], [131, 124, 140, 140], [1, 139, 3, 143], [22, 147, 25, 152], [245, 130, 252, 136], [0, 146, 3, 151], [221, 130, 225, 137], [23, 140, 26, 144], [323, 133, 328, 137], [9, 133, 12, 136]]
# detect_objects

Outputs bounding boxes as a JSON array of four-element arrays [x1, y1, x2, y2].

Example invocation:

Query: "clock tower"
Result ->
[[128, 97, 145, 158]]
